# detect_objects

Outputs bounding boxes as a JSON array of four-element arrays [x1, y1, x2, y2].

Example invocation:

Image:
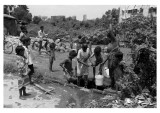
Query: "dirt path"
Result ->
[[4, 73, 87, 108], [4, 74, 60, 108], [3, 50, 92, 108], [4, 72, 104, 108], [4, 47, 131, 108]]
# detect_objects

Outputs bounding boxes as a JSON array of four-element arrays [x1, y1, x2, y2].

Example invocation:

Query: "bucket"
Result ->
[[95, 75, 104, 86], [103, 67, 110, 78]]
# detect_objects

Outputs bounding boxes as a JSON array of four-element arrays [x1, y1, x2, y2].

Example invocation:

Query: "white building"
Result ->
[[119, 5, 156, 23]]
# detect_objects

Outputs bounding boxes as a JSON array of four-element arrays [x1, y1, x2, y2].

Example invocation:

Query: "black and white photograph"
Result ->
[[3, 3, 157, 108]]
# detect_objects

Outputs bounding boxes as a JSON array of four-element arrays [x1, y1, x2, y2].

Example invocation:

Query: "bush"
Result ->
[[28, 30, 38, 37], [33, 16, 42, 24], [4, 62, 18, 74]]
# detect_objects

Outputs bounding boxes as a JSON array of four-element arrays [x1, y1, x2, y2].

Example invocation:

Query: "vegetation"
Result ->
[[33, 16, 42, 24], [4, 5, 157, 108], [4, 5, 32, 24]]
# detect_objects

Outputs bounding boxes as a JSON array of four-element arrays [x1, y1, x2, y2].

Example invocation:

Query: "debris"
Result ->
[[33, 83, 55, 94], [80, 87, 90, 92]]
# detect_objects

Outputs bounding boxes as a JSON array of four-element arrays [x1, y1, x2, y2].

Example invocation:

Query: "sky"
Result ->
[[28, 5, 126, 21]]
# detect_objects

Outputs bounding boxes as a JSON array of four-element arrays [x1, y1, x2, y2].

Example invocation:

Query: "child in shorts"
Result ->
[[60, 50, 77, 82], [20, 37, 35, 84], [48, 42, 56, 72], [15, 46, 31, 100]]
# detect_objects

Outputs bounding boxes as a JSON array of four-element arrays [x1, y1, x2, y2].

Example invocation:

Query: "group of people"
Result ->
[[60, 24, 124, 89], [16, 25, 34, 100], [15, 25, 59, 99], [15, 24, 124, 100]]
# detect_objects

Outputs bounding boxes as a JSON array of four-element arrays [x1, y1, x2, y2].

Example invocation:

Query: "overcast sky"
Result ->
[[28, 5, 128, 20]]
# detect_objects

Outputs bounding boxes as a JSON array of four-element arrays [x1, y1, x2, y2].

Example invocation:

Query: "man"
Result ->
[[38, 26, 48, 54]]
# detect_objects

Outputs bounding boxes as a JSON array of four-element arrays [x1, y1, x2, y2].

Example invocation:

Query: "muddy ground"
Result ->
[[3, 46, 131, 108]]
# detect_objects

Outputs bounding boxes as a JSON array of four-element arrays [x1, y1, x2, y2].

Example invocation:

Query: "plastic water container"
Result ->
[[104, 67, 110, 78], [95, 75, 104, 86]]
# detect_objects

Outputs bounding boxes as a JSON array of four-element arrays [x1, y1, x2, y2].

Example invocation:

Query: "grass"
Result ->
[[4, 62, 18, 74]]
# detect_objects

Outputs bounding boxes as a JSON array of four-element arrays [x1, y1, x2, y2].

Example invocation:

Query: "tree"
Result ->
[[24, 13, 32, 23], [116, 14, 156, 48], [12, 5, 32, 23], [102, 8, 120, 28], [33, 16, 42, 24], [111, 8, 120, 25], [18, 5, 29, 12]]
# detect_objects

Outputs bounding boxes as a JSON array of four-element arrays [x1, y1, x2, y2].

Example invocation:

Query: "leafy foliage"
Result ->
[[33, 16, 42, 24], [115, 14, 156, 48], [11, 5, 32, 23]]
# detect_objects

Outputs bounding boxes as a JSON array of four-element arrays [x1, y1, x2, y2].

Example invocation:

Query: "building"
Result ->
[[51, 16, 65, 23], [4, 14, 18, 36], [119, 5, 156, 23], [83, 14, 87, 21]]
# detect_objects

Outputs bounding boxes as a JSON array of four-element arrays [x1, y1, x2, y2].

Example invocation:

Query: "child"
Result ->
[[15, 46, 31, 100], [100, 46, 123, 89], [60, 50, 77, 82], [76, 35, 82, 53], [48, 42, 56, 72], [77, 43, 90, 88], [20, 37, 35, 84], [90, 46, 103, 81]]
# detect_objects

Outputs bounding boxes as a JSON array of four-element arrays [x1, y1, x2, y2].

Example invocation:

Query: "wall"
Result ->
[[4, 18, 18, 36]]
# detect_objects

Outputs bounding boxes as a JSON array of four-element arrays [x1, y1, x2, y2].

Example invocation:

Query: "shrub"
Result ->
[[28, 30, 38, 37], [4, 62, 18, 74], [33, 16, 42, 24]]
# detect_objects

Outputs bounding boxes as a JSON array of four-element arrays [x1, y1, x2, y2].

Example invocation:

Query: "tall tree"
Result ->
[[12, 5, 32, 23], [111, 8, 119, 25], [18, 5, 29, 12]]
